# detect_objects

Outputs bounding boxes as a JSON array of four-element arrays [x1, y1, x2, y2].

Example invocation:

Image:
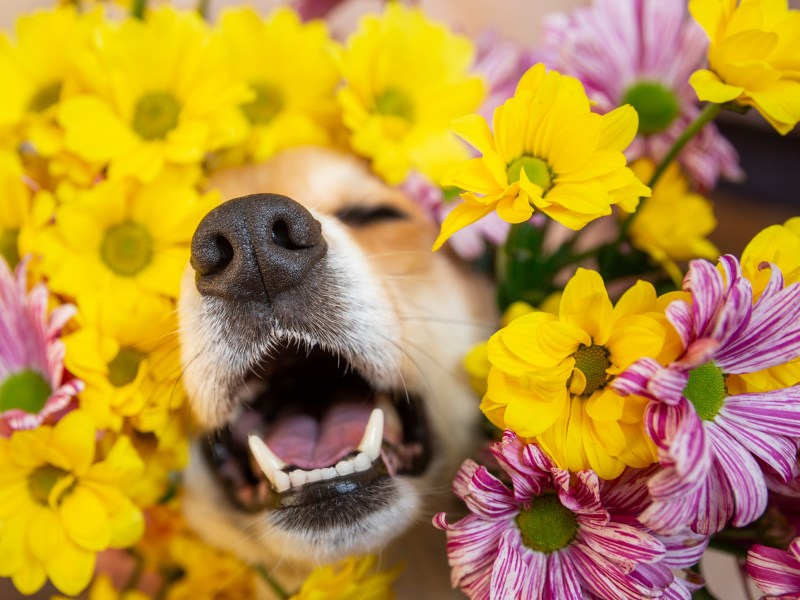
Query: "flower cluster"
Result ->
[[1, 0, 799, 597], [428, 0, 800, 597]]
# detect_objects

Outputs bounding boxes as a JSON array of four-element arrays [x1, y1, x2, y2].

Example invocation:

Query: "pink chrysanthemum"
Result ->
[[536, 0, 742, 190], [0, 257, 81, 434], [433, 431, 696, 599], [747, 538, 800, 599], [614, 256, 800, 535]]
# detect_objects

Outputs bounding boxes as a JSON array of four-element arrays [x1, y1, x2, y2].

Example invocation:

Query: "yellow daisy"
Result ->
[[0, 151, 32, 267], [31, 172, 218, 300], [165, 535, 256, 600], [628, 159, 719, 283], [53, 573, 151, 600], [0, 6, 92, 154], [689, 0, 800, 135], [0, 410, 144, 596], [63, 290, 184, 431], [291, 555, 402, 600], [434, 64, 650, 250], [215, 7, 341, 163], [128, 420, 189, 507], [483, 269, 680, 478], [337, 3, 484, 184], [59, 7, 251, 182]]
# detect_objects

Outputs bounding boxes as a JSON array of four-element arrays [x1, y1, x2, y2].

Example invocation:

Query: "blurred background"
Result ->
[[0, 2, 798, 599]]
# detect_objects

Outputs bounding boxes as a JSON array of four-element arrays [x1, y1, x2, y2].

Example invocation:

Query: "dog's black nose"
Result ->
[[191, 194, 327, 302]]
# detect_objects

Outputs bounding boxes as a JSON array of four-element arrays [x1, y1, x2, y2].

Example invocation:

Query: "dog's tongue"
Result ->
[[264, 401, 372, 469]]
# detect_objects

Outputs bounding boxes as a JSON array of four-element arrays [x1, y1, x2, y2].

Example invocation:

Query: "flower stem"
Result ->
[[131, 0, 148, 19], [618, 102, 723, 240], [255, 565, 291, 600]]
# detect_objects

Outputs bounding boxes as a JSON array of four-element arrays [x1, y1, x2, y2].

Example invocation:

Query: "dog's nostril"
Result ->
[[197, 234, 234, 276], [271, 219, 304, 251]]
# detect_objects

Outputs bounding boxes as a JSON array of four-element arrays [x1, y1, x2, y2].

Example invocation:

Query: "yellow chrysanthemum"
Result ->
[[291, 555, 402, 600], [0, 151, 32, 267], [0, 6, 92, 153], [59, 7, 251, 182], [53, 573, 150, 600], [689, 0, 800, 134], [165, 535, 256, 600], [31, 172, 218, 300], [336, 3, 484, 184], [482, 269, 682, 478], [628, 159, 719, 282], [0, 411, 144, 596], [63, 290, 184, 431], [465, 301, 539, 397], [434, 64, 651, 250], [215, 7, 341, 163], [128, 420, 189, 507], [728, 218, 800, 393]]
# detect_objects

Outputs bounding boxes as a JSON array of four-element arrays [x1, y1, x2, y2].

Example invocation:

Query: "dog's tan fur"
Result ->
[[178, 148, 495, 597]]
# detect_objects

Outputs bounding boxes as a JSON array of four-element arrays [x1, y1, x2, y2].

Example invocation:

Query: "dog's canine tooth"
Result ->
[[248, 435, 289, 492], [357, 408, 384, 461]]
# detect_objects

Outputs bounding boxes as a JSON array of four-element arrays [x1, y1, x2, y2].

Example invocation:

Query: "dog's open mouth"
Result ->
[[202, 341, 432, 513]]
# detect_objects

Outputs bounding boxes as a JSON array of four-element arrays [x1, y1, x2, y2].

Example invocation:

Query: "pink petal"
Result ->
[[577, 520, 665, 565], [715, 411, 798, 482], [721, 388, 800, 439], [543, 551, 583, 599], [747, 543, 800, 598], [465, 466, 519, 520], [490, 529, 527, 599], [706, 424, 768, 528]]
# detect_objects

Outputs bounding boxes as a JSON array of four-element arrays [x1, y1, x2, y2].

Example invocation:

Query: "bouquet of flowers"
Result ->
[[0, 0, 798, 598]]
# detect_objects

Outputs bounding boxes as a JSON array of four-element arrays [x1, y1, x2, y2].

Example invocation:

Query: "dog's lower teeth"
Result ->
[[320, 467, 337, 480], [335, 459, 355, 476], [289, 470, 307, 487], [353, 452, 371, 472]]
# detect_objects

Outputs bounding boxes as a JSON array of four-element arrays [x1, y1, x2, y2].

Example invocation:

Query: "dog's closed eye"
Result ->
[[336, 204, 409, 227]]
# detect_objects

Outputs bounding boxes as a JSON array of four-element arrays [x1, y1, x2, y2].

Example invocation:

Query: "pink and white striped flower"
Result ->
[[614, 256, 800, 535], [433, 431, 679, 599], [747, 537, 800, 599], [0, 257, 81, 434], [536, 0, 742, 190]]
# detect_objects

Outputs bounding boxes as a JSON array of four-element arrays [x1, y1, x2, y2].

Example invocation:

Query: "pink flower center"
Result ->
[[621, 81, 679, 135], [133, 92, 181, 140], [506, 155, 553, 193], [683, 361, 727, 420], [0, 369, 52, 414], [516, 495, 578, 553], [243, 82, 285, 124]]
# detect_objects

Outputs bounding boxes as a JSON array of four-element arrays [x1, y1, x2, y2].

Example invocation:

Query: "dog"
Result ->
[[178, 147, 496, 597]]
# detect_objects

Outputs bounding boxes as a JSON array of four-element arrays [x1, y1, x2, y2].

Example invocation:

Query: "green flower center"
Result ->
[[107, 347, 144, 387], [28, 81, 62, 113], [1, 228, 20, 268], [0, 369, 52, 414], [132, 92, 181, 140], [516, 495, 578, 553], [242, 82, 285, 124], [375, 88, 414, 121], [622, 81, 680, 135], [28, 465, 70, 505], [506, 156, 553, 193], [683, 361, 727, 421], [570, 343, 611, 396], [100, 221, 153, 276]]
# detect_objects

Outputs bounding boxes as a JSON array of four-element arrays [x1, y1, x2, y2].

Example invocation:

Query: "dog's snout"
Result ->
[[191, 193, 327, 302]]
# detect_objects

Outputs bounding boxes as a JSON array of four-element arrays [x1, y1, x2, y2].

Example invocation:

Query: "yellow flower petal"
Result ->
[[47, 410, 95, 474], [432, 201, 494, 250], [45, 538, 95, 597], [59, 486, 111, 551], [559, 269, 613, 343]]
